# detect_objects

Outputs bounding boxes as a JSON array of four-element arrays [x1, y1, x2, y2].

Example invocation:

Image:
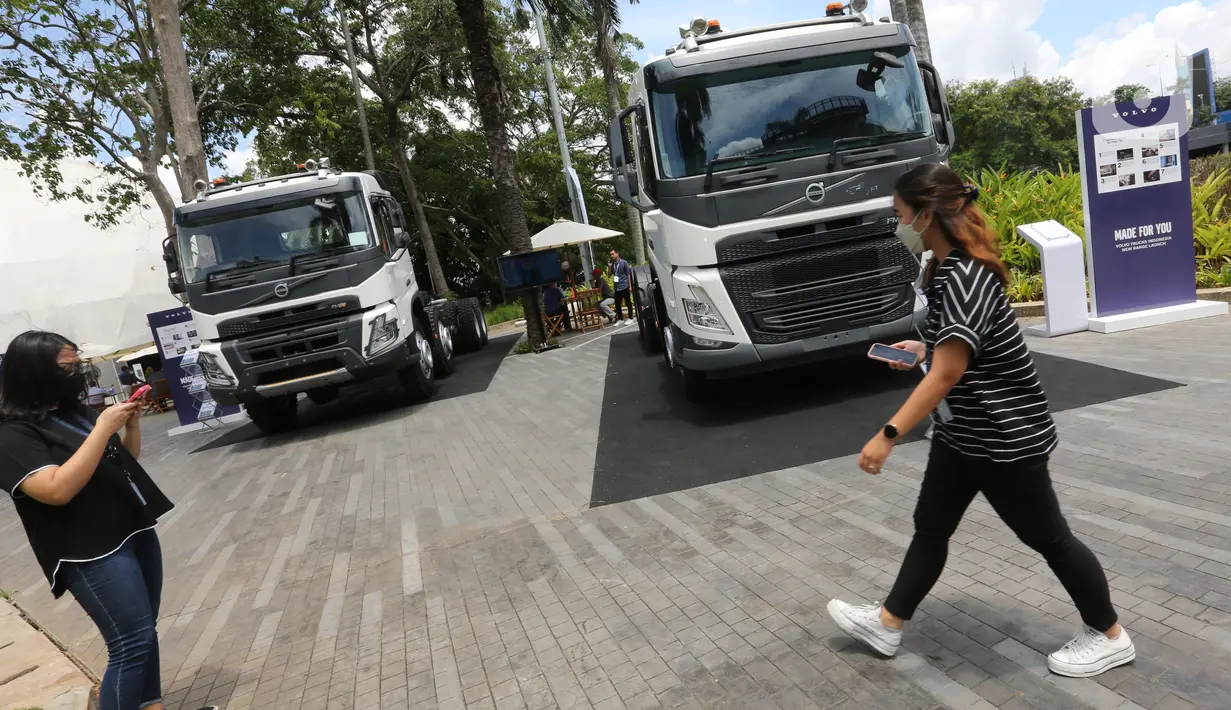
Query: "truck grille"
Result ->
[[718, 233, 920, 345], [234, 314, 353, 364], [217, 297, 359, 338]]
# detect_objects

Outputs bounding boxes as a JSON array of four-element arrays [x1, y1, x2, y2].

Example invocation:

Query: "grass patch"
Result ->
[[513, 338, 561, 354], [484, 301, 524, 326]]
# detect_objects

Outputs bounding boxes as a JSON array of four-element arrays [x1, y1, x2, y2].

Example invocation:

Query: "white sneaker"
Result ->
[[1047, 626, 1135, 677], [827, 599, 902, 657]]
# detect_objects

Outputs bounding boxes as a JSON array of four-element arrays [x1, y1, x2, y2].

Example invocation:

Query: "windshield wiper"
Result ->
[[703, 146, 817, 190], [289, 244, 364, 275], [204, 258, 285, 290], [827, 131, 927, 169]]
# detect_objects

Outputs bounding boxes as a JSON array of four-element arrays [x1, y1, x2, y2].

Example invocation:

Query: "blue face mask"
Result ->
[[895, 212, 927, 254]]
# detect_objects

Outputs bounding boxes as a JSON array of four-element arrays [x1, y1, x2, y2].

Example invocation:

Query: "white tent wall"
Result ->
[[0, 160, 182, 354]]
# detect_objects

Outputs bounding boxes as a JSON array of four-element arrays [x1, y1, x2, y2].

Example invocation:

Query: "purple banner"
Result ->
[[147, 307, 242, 427], [1078, 95, 1197, 318]]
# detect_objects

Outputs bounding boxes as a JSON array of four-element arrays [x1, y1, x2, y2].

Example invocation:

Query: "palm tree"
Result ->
[[591, 0, 644, 263]]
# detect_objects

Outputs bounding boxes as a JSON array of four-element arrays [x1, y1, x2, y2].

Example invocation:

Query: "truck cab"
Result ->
[[609, 4, 955, 399], [164, 160, 486, 432]]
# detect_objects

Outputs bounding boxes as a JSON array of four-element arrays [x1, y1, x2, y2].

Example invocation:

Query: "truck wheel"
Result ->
[[432, 318, 456, 379], [680, 367, 709, 402], [454, 298, 483, 354], [246, 395, 298, 433], [474, 299, 489, 346], [398, 315, 438, 402], [638, 288, 661, 354]]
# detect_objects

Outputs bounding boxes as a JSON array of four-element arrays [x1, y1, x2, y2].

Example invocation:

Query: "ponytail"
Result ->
[[895, 164, 1010, 286]]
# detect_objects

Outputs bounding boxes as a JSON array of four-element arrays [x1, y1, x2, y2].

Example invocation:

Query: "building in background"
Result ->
[[0, 160, 181, 356]]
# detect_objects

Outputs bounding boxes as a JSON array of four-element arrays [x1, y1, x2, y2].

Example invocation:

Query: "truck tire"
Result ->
[[398, 315, 438, 402], [454, 297, 483, 354], [427, 304, 455, 378], [474, 299, 489, 346], [246, 395, 298, 433], [636, 286, 661, 354], [680, 367, 709, 402], [661, 319, 708, 401]]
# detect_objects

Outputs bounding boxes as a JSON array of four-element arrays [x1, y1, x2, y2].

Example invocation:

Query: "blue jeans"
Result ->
[[63, 530, 163, 710]]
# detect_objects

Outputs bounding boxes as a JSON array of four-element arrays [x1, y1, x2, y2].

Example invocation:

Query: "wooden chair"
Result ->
[[145, 379, 174, 414], [544, 312, 567, 339], [572, 288, 606, 333]]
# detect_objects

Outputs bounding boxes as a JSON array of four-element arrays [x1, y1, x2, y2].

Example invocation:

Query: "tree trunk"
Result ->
[[149, 0, 209, 200], [594, 9, 645, 265], [383, 112, 449, 295], [143, 167, 178, 239], [452, 0, 545, 345], [890, 0, 932, 64]]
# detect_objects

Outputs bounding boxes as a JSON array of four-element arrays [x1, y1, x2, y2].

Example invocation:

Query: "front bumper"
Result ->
[[673, 306, 924, 378], [208, 308, 418, 405]]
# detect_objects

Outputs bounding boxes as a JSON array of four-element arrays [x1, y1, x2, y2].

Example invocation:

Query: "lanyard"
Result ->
[[51, 412, 148, 506], [52, 411, 95, 438]]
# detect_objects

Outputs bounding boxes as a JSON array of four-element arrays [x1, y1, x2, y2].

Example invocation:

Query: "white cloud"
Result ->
[[222, 146, 256, 176], [717, 137, 763, 157], [927, 0, 1231, 99]]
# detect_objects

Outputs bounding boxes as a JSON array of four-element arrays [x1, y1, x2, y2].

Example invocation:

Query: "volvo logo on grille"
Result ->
[[273, 283, 290, 298], [804, 182, 826, 205]]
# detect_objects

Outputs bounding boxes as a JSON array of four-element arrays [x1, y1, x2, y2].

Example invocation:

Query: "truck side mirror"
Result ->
[[162, 237, 186, 297], [917, 61, 955, 148], [609, 104, 653, 213]]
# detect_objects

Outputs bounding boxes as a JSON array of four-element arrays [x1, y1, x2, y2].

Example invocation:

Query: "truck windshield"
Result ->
[[177, 191, 372, 283], [649, 47, 931, 179]]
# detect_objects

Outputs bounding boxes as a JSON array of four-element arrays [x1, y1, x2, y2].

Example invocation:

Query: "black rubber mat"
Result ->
[[192, 333, 520, 453], [590, 333, 1182, 506]]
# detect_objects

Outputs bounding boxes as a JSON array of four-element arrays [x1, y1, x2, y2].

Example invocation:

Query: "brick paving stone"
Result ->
[[3, 318, 1231, 708]]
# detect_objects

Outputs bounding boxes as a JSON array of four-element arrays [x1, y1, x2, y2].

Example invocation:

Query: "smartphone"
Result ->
[[126, 384, 152, 403], [868, 343, 919, 368]]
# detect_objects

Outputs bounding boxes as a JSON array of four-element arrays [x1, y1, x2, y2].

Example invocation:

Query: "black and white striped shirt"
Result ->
[[923, 250, 1057, 462]]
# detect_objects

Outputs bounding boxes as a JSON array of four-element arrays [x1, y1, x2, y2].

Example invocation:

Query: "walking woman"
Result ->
[[0, 332, 210, 710], [826, 164, 1135, 678]]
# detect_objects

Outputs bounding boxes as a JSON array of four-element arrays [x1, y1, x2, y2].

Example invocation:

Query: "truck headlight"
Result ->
[[366, 313, 400, 356], [681, 286, 731, 334], [198, 352, 235, 388]]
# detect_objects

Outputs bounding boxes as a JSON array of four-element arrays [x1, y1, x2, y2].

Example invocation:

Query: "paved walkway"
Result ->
[[1, 315, 1229, 710]]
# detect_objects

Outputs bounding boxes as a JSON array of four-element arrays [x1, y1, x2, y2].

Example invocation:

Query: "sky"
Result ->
[[618, 0, 1231, 99], [13, 0, 1231, 182]]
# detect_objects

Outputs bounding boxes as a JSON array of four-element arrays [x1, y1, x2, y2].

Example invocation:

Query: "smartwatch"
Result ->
[[883, 423, 900, 440]]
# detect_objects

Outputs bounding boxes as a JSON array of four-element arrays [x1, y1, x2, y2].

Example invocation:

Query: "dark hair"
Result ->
[[0, 331, 79, 422], [894, 163, 1009, 286]]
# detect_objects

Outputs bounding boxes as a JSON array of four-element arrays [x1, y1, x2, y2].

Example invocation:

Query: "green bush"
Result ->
[[484, 301, 524, 326], [970, 165, 1231, 300]]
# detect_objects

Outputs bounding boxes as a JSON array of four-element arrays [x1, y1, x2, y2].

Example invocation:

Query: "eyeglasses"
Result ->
[[59, 362, 88, 376]]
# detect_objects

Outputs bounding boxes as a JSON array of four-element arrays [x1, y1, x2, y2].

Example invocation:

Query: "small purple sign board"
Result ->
[[147, 307, 241, 427], [1076, 95, 1197, 318]]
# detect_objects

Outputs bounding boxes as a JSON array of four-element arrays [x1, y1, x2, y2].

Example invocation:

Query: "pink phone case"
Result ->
[[126, 385, 152, 403]]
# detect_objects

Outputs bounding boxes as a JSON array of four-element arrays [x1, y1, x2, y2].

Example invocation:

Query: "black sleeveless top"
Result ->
[[0, 404, 173, 597]]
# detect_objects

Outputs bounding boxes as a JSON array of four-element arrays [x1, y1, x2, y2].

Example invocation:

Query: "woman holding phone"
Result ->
[[826, 165, 1135, 678], [0, 332, 210, 710]]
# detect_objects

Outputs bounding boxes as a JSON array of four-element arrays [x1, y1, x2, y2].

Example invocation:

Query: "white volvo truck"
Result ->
[[162, 160, 489, 432], [609, 3, 955, 399]]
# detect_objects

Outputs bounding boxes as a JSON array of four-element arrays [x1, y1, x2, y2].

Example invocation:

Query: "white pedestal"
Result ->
[[1017, 221, 1089, 337], [1088, 300, 1228, 333]]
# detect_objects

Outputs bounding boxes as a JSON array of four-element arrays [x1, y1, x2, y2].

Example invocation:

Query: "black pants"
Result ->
[[614, 288, 632, 320], [884, 439, 1118, 632]]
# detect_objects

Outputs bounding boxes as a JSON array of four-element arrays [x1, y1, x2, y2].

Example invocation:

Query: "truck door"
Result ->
[[371, 196, 418, 331]]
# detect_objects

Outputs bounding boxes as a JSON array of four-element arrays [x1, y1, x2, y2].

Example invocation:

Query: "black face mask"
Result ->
[[56, 370, 87, 405]]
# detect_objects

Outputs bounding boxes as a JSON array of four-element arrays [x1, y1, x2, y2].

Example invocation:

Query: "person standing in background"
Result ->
[[118, 365, 135, 400], [609, 248, 633, 324], [593, 268, 616, 323]]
